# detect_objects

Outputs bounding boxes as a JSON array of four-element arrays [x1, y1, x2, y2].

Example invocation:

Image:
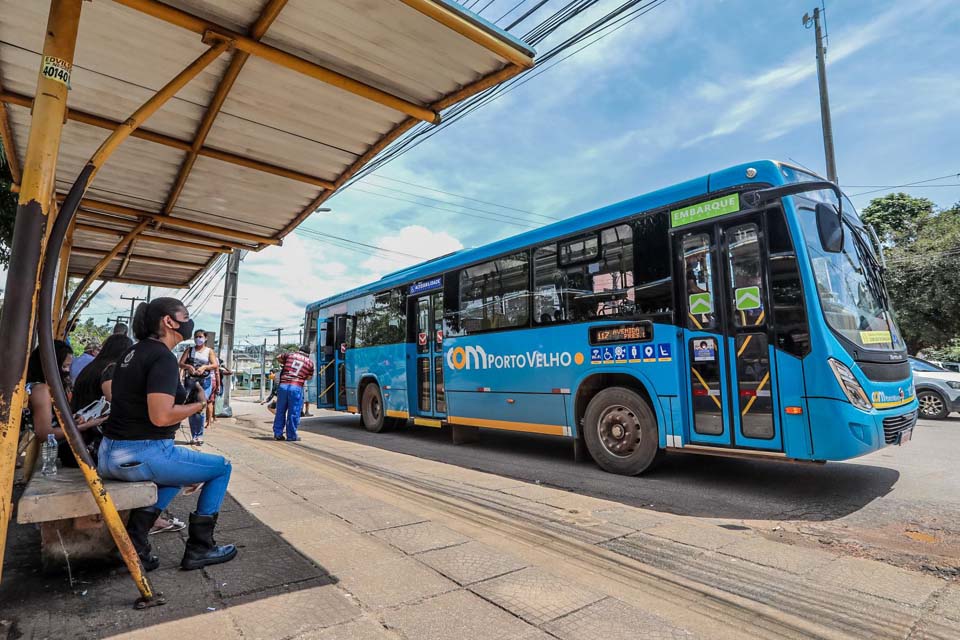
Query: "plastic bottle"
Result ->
[[40, 434, 58, 477]]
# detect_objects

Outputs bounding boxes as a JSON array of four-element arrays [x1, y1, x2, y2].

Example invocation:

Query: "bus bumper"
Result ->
[[804, 397, 919, 461]]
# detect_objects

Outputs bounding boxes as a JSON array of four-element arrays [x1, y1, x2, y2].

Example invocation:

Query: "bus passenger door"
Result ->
[[333, 314, 351, 411], [720, 218, 782, 451], [678, 228, 732, 445], [409, 292, 446, 421], [316, 317, 335, 408]]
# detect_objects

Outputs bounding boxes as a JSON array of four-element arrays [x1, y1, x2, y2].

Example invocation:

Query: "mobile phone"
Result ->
[[75, 397, 110, 422]]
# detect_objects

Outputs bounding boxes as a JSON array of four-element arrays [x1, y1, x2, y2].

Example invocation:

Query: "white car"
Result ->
[[909, 357, 960, 420]]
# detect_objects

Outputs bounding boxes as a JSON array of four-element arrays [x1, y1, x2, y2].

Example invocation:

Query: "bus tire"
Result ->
[[361, 383, 390, 433], [583, 387, 662, 475]]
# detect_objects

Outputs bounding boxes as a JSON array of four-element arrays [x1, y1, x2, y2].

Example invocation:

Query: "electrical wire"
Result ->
[[366, 174, 556, 220], [847, 173, 960, 197]]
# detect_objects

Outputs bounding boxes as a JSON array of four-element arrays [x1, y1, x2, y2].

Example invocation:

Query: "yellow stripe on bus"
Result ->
[[386, 410, 409, 419], [447, 415, 566, 436], [872, 395, 915, 409]]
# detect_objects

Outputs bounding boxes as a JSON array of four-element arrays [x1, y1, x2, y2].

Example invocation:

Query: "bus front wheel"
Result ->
[[361, 383, 390, 433], [583, 387, 662, 475]]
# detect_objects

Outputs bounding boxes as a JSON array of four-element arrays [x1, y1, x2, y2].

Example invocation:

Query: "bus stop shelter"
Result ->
[[0, 0, 533, 606]]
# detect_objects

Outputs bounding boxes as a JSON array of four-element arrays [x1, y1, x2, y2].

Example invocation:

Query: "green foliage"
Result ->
[[873, 194, 960, 353], [861, 192, 935, 244], [0, 138, 16, 268], [68, 317, 112, 355], [921, 339, 960, 362]]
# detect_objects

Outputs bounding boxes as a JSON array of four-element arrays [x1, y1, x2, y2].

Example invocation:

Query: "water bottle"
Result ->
[[40, 434, 58, 477]]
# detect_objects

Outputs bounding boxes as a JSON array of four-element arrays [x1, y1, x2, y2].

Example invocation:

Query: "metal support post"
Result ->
[[259, 339, 267, 402], [217, 250, 241, 416], [805, 7, 837, 183], [0, 0, 83, 584]]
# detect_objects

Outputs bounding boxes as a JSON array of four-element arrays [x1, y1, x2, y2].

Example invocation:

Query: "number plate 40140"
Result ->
[[899, 429, 912, 445]]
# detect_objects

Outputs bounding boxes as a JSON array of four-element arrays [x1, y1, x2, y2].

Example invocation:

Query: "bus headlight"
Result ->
[[828, 358, 873, 411]]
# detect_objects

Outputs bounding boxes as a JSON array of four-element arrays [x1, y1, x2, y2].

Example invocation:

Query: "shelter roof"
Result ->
[[0, 0, 534, 288]]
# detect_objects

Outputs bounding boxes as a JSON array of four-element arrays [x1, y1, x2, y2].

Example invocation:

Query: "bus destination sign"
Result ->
[[409, 277, 442, 295], [589, 321, 653, 345]]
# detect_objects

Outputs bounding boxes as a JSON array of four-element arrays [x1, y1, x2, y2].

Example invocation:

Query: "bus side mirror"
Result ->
[[816, 202, 843, 253]]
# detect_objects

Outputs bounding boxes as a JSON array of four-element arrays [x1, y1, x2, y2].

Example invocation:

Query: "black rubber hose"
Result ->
[[37, 163, 95, 468]]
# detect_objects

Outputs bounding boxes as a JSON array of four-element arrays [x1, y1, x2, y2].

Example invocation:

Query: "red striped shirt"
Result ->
[[278, 352, 314, 386]]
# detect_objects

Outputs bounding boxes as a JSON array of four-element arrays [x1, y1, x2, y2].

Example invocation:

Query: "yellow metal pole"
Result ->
[[0, 0, 82, 585], [52, 206, 74, 329], [397, 0, 535, 68]]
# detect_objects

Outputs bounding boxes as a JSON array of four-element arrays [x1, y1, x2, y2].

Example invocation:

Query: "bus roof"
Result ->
[[307, 159, 803, 312]]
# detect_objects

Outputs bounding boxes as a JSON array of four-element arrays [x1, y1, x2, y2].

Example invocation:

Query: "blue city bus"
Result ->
[[303, 160, 917, 475]]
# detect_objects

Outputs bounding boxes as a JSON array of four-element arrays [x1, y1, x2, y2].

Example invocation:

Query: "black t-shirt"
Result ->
[[102, 339, 187, 441]]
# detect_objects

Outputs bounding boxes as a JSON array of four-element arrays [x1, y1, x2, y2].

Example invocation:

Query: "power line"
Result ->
[[366, 174, 557, 220], [846, 173, 960, 197], [346, 186, 537, 228], [294, 226, 426, 259], [355, 180, 554, 224]]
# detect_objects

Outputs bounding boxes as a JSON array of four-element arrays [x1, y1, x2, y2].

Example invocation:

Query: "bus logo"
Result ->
[[447, 346, 583, 370]]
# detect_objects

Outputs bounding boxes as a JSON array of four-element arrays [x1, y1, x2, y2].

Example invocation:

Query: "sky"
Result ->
[[24, 0, 960, 348]]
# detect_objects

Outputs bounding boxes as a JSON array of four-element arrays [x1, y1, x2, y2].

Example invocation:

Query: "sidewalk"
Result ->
[[3, 399, 958, 639]]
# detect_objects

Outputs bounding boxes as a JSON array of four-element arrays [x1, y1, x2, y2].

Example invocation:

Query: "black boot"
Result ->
[[126, 506, 161, 572], [180, 512, 237, 570]]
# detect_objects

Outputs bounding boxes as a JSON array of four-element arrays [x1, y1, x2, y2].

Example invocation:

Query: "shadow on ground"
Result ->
[[298, 413, 899, 523], [0, 492, 334, 640]]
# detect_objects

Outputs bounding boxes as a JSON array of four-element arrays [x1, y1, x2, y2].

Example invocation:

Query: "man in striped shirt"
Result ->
[[272, 346, 315, 442]]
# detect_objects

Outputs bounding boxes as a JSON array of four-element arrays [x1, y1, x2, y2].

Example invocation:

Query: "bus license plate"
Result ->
[[899, 429, 913, 445]]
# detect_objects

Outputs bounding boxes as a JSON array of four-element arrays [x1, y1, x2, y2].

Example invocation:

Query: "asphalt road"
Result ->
[[291, 407, 960, 573]]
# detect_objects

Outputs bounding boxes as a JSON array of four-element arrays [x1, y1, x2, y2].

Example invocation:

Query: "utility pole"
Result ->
[[804, 7, 837, 183], [272, 327, 282, 348], [216, 250, 242, 417], [146, 286, 152, 303], [120, 294, 147, 329], [259, 338, 266, 402]]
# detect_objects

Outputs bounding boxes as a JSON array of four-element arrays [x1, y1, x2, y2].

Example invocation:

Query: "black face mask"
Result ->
[[174, 318, 195, 342]]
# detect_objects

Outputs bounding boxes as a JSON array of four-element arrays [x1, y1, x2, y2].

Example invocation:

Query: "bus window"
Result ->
[[726, 223, 764, 328], [458, 253, 530, 333], [767, 207, 810, 356], [682, 233, 717, 329], [355, 290, 405, 348], [634, 213, 672, 322], [533, 224, 635, 324]]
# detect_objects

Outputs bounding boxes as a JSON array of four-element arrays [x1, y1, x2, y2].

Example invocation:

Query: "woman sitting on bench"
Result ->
[[24, 340, 108, 459], [98, 297, 237, 572]]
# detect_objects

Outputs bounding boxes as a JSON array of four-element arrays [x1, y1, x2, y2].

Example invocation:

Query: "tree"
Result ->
[[861, 192, 935, 244], [871, 195, 960, 353], [0, 138, 16, 268], [68, 317, 111, 355]]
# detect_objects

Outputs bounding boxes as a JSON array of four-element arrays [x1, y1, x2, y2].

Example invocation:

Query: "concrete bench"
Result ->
[[17, 468, 156, 567]]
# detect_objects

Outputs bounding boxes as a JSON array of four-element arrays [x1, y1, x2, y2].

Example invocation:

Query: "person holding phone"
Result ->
[[179, 329, 219, 445], [98, 298, 236, 572], [24, 341, 107, 462], [67, 334, 133, 467]]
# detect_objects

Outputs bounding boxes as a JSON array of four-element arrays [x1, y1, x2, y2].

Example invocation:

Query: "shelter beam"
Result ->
[[0, 80, 20, 185], [72, 247, 207, 271], [0, 0, 82, 586], [75, 223, 233, 253], [111, 0, 442, 124], [0, 91, 337, 190]]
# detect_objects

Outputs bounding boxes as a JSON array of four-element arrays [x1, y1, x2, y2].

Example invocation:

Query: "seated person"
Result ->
[[98, 297, 236, 572]]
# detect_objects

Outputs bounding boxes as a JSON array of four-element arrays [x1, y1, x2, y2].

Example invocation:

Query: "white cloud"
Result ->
[[360, 225, 463, 277]]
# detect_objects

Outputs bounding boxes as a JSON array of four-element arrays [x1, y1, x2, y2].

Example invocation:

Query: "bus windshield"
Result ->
[[793, 191, 903, 352]]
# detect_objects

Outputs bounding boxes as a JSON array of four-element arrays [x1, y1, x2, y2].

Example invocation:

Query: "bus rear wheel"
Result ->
[[583, 387, 662, 475], [361, 383, 390, 433]]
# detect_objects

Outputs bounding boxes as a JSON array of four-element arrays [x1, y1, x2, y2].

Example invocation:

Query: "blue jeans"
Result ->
[[188, 375, 213, 439], [98, 437, 232, 515], [272, 384, 304, 440]]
